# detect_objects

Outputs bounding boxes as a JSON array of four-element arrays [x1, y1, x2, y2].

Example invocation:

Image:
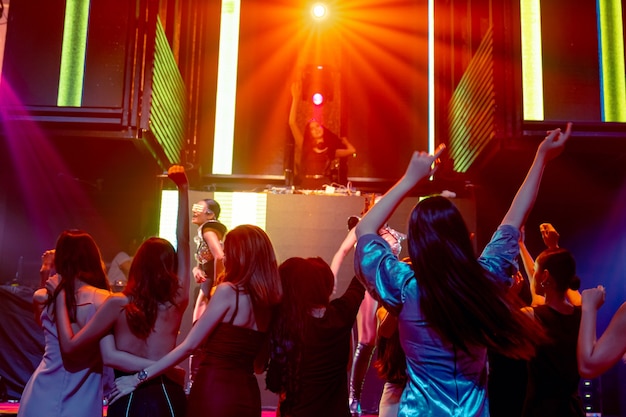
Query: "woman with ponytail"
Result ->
[[521, 248, 584, 417]]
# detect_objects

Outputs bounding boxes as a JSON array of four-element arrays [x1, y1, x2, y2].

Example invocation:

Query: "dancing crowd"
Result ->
[[17, 122, 626, 417]]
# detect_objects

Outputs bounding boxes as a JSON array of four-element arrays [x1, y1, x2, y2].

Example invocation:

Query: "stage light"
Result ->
[[312, 92, 324, 105], [311, 3, 327, 20]]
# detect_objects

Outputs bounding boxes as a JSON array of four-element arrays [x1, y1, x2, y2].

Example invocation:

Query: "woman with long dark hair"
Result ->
[[18, 230, 111, 417], [267, 257, 365, 416], [289, 79, 356, 188], [354, 124, 572, 416], [111, 224, 283, 417], [52, 166, 191, 417]]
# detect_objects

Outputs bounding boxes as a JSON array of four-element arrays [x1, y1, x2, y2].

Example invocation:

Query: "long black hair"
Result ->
[[408, 196, 544, 359], [48, 230, 110, 322], [268, 257, 334, 411]]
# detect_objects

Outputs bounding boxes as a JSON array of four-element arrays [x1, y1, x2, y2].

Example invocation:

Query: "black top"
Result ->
[[274, 277, 365, 417], [523, 305, 584, 417]]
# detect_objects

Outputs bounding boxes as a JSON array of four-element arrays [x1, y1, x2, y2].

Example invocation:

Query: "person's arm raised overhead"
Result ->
[[356, 145, 445, 239], [501, 123, 572, 230], [578, 285, 626, 378], [168, 165, 191, 307]]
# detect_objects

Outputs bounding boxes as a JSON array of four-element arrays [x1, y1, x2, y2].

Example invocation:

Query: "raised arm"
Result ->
[[500, 123, 572, 229], [578, 286, 626, 378], [329, 228, 357, 295], [168, 165, 191, 306], [519, 233, 545, 307], [355, 145, 445, 239]]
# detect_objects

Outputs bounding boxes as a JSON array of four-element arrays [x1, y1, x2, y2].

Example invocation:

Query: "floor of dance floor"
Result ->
[[0, 402, 378, 416]]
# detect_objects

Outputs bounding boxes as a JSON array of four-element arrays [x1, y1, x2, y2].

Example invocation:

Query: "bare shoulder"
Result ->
[[213, 282, 238, 298], [33, 288, 49, 304], [103, 292, 128, 305], [92, 289, 126, 309], [210, 283, 242, 309]]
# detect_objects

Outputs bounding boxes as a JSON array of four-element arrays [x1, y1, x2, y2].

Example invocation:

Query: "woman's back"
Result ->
[[113, 296, 185, 360], [356, 224, 522, 417], [188, 283, 269, 417], [19, 284, 109, 417]]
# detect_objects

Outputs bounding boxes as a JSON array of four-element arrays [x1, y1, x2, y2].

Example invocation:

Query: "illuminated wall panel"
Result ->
[[519, 0, 626, 124], [598, 0, 626, 122]]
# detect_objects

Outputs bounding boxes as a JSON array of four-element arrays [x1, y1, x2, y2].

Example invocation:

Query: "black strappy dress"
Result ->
[[187, 286, 266, 417]]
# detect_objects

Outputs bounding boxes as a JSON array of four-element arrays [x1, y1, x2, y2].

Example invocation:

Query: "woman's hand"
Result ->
[[291, 79, 302, 100], [539, 223, 560, 249], [403, 144, 446, 185], [109, 374, 140, 404], [45, 274, 61, 296], [537, 122, 572, 162], [193, 266, 207, 284], [582, 285, 606, 311], [167, 165, 188, 188]]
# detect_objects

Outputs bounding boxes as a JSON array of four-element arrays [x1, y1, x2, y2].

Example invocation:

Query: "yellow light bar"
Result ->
[[212, 0, 242, 175], [520, 0, 544, 121], [598, 0, 626, 122]]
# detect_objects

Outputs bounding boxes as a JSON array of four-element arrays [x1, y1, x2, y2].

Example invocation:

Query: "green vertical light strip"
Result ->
[[598, 0, 626, 122], [520, 0, 544, 121], [57, 0, 90, 107], [212, 0, 241, 175]]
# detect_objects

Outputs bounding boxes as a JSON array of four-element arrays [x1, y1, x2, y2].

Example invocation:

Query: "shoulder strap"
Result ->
[[228, 285, 240, 324]]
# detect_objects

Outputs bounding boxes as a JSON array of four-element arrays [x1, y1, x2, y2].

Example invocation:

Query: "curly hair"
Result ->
[[123, 237, 180, 339]]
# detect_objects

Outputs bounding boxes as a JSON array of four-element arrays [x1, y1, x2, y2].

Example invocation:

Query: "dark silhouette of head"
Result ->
[[535, 248, 580, 294]]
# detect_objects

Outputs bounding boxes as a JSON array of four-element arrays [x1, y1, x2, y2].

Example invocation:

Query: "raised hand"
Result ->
[[403, 144, 446, 186], [291, 79, 302, 100], [540, 223, 560, 249], [581, 285, 606, 311], [167, 165, 188, 188], [537, 122, 572, 162]]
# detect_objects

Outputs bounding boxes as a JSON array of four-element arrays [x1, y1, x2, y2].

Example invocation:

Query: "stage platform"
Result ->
[[0, 402, 378, 416]]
